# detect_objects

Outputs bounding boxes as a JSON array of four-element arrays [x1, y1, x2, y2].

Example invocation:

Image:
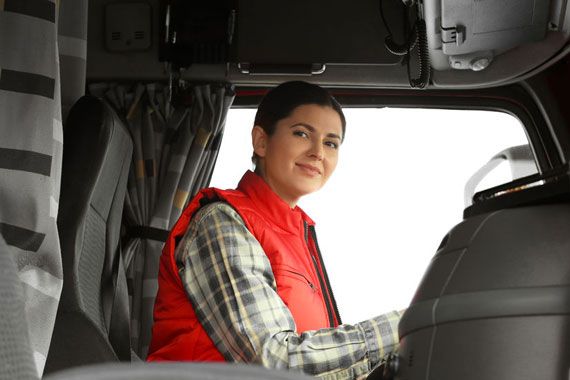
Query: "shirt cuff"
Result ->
[[359, 310, 402, 371]]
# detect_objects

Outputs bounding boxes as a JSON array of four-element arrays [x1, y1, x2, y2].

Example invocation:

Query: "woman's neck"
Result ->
[[253, 167, 298, 208]]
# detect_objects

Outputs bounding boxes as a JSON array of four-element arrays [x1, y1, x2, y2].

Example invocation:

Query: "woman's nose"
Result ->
[[308, 142, 324, 160]]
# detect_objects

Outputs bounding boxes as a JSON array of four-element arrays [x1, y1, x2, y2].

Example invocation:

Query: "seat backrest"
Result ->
[[45, 362, 314, 380], [0, 236, 38, 380], [398, 175, 570, 380], [45, 96, 133, 374]]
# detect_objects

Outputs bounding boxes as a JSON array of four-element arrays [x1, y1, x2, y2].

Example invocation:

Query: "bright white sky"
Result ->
[[210, 107, 529, 324]]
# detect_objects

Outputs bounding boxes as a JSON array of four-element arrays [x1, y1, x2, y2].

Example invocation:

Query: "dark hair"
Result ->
[[254, 81, 346, 140]]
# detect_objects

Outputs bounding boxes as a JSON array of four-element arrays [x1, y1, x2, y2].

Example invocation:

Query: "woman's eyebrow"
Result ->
[[290, 123, 341, 140], [326, 132, 342, 140], [290, 123, 315, 131]]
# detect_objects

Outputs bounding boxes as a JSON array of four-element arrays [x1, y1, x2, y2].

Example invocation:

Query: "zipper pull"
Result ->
[[303, 221, 309, 243], [308, 282, 317, 293]]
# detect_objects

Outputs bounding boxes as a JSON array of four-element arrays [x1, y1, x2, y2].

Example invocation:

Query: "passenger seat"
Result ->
[[44, 96, 134, 374]]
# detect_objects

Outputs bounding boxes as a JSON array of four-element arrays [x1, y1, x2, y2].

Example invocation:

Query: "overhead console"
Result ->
[[87, 0, 570, 89], [87, 0, 413, 85]]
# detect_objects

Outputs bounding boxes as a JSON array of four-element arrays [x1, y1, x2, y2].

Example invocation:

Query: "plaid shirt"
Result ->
[[175, 202, 401, 379]]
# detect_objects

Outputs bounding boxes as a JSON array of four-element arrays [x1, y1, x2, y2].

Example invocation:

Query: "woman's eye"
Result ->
[[325, 141, 339, 150], [293, 130, 308, 138]]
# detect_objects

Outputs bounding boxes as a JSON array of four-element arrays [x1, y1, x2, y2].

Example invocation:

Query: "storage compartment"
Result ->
[[440, 0, 550, 56], [235, 0, 407, 65]]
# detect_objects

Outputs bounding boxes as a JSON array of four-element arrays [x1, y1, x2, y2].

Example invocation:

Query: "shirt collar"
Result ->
[[237, 170, 315, 232]]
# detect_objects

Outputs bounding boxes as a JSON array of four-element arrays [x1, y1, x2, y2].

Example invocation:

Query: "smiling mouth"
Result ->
[[296, 163, 321, 176]]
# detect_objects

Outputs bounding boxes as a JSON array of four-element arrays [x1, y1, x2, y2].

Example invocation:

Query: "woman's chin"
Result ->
[[294, 183, 324, 199]]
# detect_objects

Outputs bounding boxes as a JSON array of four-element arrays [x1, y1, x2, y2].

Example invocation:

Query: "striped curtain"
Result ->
[[58, 0, 88, 120], [0, 0, 87, 376], [89, 82, 235, 358]]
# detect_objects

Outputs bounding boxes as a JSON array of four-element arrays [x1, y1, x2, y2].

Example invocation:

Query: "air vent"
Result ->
[[105, 2, 151, 52]]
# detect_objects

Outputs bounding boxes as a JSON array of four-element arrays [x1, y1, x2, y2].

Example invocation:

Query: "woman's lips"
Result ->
[[296, 163, 321, 176]]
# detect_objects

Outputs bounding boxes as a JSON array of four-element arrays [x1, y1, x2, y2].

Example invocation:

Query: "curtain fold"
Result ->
[[0, 0, 86, 375], [57, 0, 88, 121], [90, 82, 235, 358]]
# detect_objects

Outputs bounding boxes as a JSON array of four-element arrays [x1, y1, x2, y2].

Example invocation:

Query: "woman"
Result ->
[[148, 81, 402, 379]]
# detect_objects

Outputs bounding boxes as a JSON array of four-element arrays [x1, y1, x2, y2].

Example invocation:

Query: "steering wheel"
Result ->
[[366, 353, 399, 380]]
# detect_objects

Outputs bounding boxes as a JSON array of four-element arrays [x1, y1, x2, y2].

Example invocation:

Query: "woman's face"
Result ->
[[252, 104, 343, 207]]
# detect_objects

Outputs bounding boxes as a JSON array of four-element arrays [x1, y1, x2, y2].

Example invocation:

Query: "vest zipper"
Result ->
[[304, 222, 342, 327], [309, 225, 342, 326]]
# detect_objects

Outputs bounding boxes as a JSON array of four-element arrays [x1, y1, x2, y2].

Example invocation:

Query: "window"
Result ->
[[210, 107, 530, 323]]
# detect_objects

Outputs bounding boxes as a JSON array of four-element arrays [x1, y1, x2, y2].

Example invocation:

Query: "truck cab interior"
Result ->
[[1, 0, 570, 379]]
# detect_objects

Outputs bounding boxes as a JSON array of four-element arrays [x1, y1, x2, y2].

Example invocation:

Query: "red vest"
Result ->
[[147, 171, 340, 362]]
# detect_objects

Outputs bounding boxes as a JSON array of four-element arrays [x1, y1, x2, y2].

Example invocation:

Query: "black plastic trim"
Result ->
[[464, 165, 570, 218]]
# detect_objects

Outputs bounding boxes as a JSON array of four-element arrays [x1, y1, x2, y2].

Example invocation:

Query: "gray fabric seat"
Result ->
[[3, 233, 311, 380], [45, 96, 134, 374], [399, 199, 570, 380], [0, 236, 38, 380], [45, 363, 313, 380]]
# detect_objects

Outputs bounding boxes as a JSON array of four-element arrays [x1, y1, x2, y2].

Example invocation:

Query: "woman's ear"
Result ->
[[252, 126, 268, 158]]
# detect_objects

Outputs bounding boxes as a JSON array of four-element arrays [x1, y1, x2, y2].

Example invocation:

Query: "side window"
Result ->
[[211, 107, 531, 323]]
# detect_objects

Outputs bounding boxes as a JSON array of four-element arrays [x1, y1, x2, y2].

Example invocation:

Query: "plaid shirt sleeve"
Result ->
[[175, 202, 401, 380]]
